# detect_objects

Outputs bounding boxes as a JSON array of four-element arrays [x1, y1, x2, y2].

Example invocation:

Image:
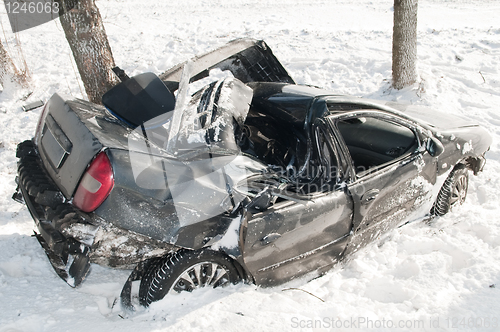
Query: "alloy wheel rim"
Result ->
[[450, 174, 468, 206], [172, 262, 230, 293]]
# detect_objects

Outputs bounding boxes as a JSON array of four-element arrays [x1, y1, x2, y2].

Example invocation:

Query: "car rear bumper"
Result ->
[[14, 140, 95, 287]]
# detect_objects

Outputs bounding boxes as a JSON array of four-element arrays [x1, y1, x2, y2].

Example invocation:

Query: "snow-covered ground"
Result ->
[[1, 0, 500, 331]]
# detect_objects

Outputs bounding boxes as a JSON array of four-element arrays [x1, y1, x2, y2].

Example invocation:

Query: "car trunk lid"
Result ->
[[35, 93, 130, 199]]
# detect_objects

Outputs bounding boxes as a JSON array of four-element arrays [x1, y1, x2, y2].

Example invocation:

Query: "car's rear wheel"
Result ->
[[138, 249, 240, 306], [431, 164, 469, 216]]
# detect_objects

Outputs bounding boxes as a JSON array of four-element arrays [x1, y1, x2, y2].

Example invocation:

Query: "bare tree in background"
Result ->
[[58, 0, 118, 104], [0, 40, 16, 87], [392, 0, 418, 90], [0, 39, 29, 89]]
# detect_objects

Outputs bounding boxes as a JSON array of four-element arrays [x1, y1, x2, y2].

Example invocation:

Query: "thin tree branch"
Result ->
[[282, 287, 325, 302], [479, 71, 486, 83]]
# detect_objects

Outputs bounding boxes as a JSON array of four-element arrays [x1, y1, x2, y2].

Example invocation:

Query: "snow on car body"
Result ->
[[13, 39, 491, 307]]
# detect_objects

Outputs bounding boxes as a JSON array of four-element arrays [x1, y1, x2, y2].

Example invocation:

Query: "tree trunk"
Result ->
[[58, 0, 118, 104], [392, 0, 418, 90]]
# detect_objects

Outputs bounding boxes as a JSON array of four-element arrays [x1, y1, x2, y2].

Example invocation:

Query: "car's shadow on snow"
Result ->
[[71, 261, 251, 321], [116, 282, 250, 323]]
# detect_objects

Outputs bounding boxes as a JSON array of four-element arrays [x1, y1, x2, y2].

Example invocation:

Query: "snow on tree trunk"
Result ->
[[59, 0, 118, 104], [392, 0, 418, 90]]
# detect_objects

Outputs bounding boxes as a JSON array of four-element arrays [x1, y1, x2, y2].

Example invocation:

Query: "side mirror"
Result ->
[[426, 136, 445, 157], [247, 189, 273, 213]]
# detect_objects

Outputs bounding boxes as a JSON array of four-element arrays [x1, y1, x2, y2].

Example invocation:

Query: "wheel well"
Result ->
[[461, 156, 485, 175], [142, 248, 251, 285], [217, 250, 251, 283]]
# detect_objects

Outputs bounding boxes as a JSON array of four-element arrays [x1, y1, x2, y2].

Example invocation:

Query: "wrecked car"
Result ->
[[13, 38, 491, 308]]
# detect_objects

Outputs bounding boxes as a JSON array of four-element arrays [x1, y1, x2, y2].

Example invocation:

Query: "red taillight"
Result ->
[[73, 152, 114, 213]]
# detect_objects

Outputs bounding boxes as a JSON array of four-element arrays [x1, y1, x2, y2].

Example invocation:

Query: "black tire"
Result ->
[[431, 165, 469, 216], [139, 249, 240, 306], [136, 256, 165, 305]]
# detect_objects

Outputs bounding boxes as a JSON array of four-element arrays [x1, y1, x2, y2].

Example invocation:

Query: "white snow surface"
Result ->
[[1, 0, 500, 331]]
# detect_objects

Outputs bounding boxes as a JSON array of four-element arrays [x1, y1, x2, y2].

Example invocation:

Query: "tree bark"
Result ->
[[392, 0, 418, 90], [58, 0, 118, 104]]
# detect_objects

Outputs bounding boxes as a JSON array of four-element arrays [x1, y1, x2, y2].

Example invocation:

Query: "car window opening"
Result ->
[[337, 116, 418, 175], [238, 107, 308, 174]]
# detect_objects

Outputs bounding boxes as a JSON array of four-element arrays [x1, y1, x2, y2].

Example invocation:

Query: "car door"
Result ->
[[242, 121, 353, 286], [327, 112, 435, 255]]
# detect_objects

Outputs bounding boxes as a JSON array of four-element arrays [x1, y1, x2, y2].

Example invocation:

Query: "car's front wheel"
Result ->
[[431, 164, 469, 216], [139, 249, 241, 306]]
